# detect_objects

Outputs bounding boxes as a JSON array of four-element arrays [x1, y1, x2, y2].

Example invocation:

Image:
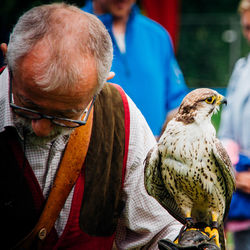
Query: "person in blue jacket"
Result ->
[[82, 0, 188, 136], [218, 0, 250, 249]]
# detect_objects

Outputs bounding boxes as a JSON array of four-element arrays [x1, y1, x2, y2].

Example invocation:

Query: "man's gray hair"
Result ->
[[7, 3, 113, 93]]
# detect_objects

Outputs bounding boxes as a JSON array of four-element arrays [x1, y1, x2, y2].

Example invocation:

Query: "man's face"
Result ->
[[95, 0, 136, 19], [13, 114, 74, 145], [11, 44, 98, 145], [241, 10, 250, 43]]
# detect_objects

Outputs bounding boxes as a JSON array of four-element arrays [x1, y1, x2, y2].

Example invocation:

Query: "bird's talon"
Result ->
[[209, 235, 216, 241], [211, 221, 219, 229], [205, 226, 212, 234], [185, 217, 194, 228], [210, 228, 220, 247]]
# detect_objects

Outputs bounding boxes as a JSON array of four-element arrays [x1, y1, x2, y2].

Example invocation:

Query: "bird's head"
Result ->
[[176, 88, 226, 125]]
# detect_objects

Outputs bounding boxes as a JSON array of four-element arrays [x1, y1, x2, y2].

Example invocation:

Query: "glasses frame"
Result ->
[[9, 70, 96, 128]]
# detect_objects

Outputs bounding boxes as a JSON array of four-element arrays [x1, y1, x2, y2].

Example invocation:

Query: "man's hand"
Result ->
[[158, 229, 220, 249], [107, 71, 115, 81], [0, 43, 7, 57]]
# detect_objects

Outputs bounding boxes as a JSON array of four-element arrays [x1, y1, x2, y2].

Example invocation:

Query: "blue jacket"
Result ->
[[82, 1, 188, 135], [219, 54, 250, 152], [228, 154, 250, 220]]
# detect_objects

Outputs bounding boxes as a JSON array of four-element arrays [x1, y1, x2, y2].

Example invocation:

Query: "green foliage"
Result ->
[[177, 0, 249, 89], [212, 108, 222, 134], [181, 0, 239, 14], [177, 16, 233, 88]]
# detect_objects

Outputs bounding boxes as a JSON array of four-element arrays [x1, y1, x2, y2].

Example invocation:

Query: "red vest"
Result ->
[[1, 83, 130, 249]]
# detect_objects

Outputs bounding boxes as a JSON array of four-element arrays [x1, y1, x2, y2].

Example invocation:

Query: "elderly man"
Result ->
[[0, 3, 181, 249]]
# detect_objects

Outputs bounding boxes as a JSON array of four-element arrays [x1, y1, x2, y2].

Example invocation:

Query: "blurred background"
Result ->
[[1, 0, 247, 90], [0, 0, 245, 248]]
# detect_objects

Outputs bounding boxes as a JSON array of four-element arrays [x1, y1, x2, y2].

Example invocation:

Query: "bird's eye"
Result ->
[[205, 96, 216, 104]]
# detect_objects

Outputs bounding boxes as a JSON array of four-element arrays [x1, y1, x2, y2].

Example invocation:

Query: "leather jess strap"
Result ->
[[14, 108, 94, 249]]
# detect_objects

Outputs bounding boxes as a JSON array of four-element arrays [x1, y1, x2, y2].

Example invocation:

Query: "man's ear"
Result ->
[[1, 43, 8, 57], [106, 71, 115, 81]]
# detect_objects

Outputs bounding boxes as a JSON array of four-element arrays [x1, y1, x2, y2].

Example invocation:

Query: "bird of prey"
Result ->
[[144, 88, 235, 249]]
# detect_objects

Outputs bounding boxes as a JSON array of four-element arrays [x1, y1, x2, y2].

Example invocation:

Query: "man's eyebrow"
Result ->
[[17, 93, 38, 107], [17, 93, 85, 115]]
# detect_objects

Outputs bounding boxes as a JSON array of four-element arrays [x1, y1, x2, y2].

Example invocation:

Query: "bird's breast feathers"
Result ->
[[159, 119, 222, 195]]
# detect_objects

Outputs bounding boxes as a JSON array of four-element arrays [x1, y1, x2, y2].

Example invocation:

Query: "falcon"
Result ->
[[144, 88, 235, 249]]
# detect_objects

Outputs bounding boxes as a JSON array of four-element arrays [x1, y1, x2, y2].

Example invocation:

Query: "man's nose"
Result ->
[[31, 119, 54, 137]]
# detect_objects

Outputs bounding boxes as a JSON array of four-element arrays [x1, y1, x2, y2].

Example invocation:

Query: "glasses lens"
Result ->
[[13, 108, 42, 120], [52, 119, 81, 128]]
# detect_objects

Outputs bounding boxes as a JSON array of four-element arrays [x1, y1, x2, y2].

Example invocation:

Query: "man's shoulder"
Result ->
[[98, 83, 127, 109], [0, 66, 8, 94], [101, 82, 125, 95], [0, 65, 6, 74]]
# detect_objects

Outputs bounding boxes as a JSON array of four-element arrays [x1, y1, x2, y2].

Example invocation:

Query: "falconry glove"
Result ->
[[158, 229, 220, 250]]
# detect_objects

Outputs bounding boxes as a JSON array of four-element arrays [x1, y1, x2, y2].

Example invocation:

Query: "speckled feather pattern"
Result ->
[[159, 117, 225, 224], [144, 88, 236, 248]]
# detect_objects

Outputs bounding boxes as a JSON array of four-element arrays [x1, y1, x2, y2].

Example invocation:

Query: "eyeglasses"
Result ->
[[9, 70, 96, 128]]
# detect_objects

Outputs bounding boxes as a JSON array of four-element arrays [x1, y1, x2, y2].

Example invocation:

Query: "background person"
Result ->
[[218, 0, 250, 249], [82, 0, 188, 136]]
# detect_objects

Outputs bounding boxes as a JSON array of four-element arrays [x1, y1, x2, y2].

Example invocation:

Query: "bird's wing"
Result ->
[[219, 224, 226, 250], [144, 145, 186, 224], [212, 138, 236, 220]]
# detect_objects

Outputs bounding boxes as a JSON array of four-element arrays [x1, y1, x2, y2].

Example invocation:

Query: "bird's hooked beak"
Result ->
[[216, 94, 227, 106]]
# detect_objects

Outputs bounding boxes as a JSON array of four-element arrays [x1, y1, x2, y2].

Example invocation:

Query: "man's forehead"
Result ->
[[15, 45, 98, 93]]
